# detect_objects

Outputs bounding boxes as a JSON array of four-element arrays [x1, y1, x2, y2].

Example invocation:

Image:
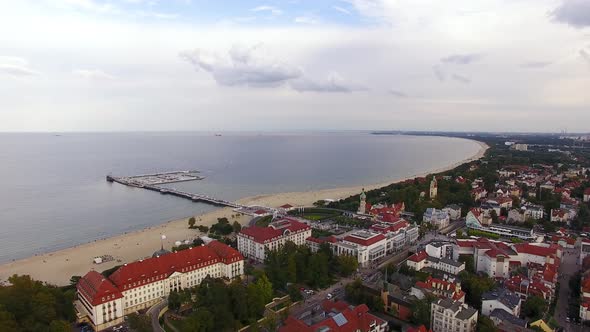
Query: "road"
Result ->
[[147, 299, 167, 332], [555, 244, 583, 332]]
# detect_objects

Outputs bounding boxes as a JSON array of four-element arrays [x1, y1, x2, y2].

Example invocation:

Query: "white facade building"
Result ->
[[75, 241, 244, 331], [423, 208, 450, 229], [431, 298, 478, 332], [237, 218, 312, 263]]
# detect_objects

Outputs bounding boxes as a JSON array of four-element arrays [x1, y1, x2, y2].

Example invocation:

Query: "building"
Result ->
[[465, 209, 537, 241], [411, 276, 465, 303], [279, 300, 388, 332], [406, 250, 465, 276], [334, 231, 387, 267], [481, 288, 522, 317], [507, 209, 524, 223], [237, 218, 312, 262], [430, 298, 478, 332], [584, 188, 590, 203], [453, 238, 560, 279], [529, 320, 553, 332], [523, 204, 544, 220], [75, 241, 243, 331], [489, 308, 528, 330], [426, 241, 454, 259], [443, 204, 462, 221], [550, 208, 570, 223], [423, 208, 450, 229], [471, 187, 488, 201], [580, 273, 590, 322], [505, 275, 553, 300], [581, 239, 590, 266], [511, 144, 528, 151], [358, 189, 367, 214], [430, 177, 438, 199]]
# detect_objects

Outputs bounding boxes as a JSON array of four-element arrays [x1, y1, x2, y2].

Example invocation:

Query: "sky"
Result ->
[[0, 0, 589, 132]]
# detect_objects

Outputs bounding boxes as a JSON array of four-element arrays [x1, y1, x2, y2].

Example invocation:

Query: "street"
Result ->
[[555, 244, 583, 332]]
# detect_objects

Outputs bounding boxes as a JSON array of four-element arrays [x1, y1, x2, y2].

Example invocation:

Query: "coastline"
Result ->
[[0, 139, 489, 286]]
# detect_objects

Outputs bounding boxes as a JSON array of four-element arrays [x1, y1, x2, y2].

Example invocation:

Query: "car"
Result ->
[[326, 293, 332, 299]]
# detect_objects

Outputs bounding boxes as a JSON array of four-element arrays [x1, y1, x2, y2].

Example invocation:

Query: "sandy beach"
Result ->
[[0, 140, 488, 286]]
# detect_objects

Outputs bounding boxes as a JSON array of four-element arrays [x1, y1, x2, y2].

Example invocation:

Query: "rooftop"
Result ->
[[482, 288, 521, 310]]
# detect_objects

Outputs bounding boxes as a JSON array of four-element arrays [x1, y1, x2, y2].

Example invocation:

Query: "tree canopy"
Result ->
[[0, 275, 75, 331]]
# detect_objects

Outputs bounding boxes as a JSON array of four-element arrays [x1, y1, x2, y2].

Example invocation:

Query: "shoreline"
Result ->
[[0, 139, 489, 286]]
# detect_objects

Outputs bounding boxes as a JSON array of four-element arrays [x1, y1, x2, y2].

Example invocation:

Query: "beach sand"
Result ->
[[0, 140, 488, 286]]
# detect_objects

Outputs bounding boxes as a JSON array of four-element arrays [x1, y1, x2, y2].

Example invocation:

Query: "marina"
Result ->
[[107, 171, 271, 213]]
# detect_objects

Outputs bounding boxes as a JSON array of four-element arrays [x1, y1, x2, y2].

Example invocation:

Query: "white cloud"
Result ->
[[451, 74, 471, 84], [294, 16, 319, 25], [251, 5, 282, 16], [441, 53, 482, 65], [333, 6, 351, 15], [389, 89, 408, 97], [290, 73, 366, 93], [73, 69, 116, 80], [48, 0, 120, 14], [551, 0, 590, 28], [0, 57, 40, 77], [180, 45, 302, 87]]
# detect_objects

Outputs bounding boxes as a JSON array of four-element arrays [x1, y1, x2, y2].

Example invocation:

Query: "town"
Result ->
[[61, 133, 590, 332], [3, 133, 590, 332]]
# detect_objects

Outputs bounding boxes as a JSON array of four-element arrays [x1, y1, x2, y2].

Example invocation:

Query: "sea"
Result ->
[[0, 132, 481, 263]]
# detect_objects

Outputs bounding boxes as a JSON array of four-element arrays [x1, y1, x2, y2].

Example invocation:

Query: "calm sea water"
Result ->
[[0, 132, 480, 262]]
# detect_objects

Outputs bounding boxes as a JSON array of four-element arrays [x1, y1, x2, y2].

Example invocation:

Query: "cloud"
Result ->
[[180, 45, 302, 87], [551, 0, 590, 28], [0, 57, 40, 77], [333, 6, 351, 15], [441, 53, 482, 65], [52, 0, 120, 15], [289, 73, 365, 93], [451, 74, 471, 84], [389, 89, 407, 98], [135, 11, 179, 20], [433, 65, 446, 81], [520, 61, 552, 69], [580, 49, 590, 65], [251, 5, 282, 16], [294, 16, 319, 25], [73, 69, 116, 80]]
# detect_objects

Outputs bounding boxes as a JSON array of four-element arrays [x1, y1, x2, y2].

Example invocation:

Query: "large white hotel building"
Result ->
[[75, 241, 244, 331]]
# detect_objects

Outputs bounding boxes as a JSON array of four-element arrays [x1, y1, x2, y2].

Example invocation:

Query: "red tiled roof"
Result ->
[[109, 241, 241, 291], [513, 243, 557, 257], [279, 300, 385, 332], [407, 325, 433, 332], [585, 188, 590, 195], [77, 271, 122, 306], [239, 219, 310, 244], [343, 233, 385, 247], [306, 236, 337, 244], [408, 250, 428, 263], [280, 204, 294, 209], [253, 209, 268, 215], [239, 225, 282, 243]]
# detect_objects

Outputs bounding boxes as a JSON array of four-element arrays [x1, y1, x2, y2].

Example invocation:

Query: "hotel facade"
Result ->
[[75, 241, 244, 331]]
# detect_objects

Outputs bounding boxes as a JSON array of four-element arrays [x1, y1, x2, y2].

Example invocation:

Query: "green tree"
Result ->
[[522, 296, 547, 320], [49, 320, 72, 332], [127, 313, 153, 332], [477, 316, 498, 332], [232, 221, 242, 233], [337, 255, 358, 277], [69, 275, 81, 286], [168, 290, 181, 311], [188, 216, 196, 228], [411, 296, 433, 327], [183, 307, 214, 332], [254, 274, 274, 304]]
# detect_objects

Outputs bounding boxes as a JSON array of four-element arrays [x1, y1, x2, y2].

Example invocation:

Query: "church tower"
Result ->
[[430, 177, 438, 199], [358, 188, 367, 214]]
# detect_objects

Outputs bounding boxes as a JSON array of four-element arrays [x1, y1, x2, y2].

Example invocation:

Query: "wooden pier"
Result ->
[[107, 172, 244, 209]]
